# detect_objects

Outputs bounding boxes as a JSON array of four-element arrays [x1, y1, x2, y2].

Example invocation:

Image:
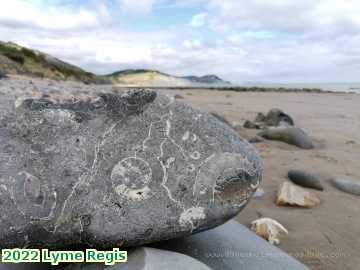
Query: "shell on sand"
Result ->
[[276, 181, 320, 208], [250, 218, 288, 245]]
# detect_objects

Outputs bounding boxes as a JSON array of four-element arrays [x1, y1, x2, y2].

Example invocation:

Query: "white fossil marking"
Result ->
[[182, 131, 190, 141], [115, 184, 151, 201], [111, 157, 152, 188], [190, 151, 201, 160], [179, 207, 206, 232]]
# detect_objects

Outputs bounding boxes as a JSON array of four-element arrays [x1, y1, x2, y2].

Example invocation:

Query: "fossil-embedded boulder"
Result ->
[[0, 90, 262, 248]]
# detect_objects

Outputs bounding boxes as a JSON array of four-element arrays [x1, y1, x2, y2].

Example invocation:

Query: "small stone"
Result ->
[[244, 120, 261, 129], [263, 108, 294, 127], [174, 94, 184, 99], [332, 179, 360, 196], [258, 127, 314, 149], [288, 169, 324, 191], [250, 217, 288, 245], [255, 112, 266, 122], [248, 136, 264, 144], [276, 181, 320, 208], [253, 187, 265, 198]]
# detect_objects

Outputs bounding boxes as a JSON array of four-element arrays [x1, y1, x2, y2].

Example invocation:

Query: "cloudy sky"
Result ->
[[1, 0, 360, 83]]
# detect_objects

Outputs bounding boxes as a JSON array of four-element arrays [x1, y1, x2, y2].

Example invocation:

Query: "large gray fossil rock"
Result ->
[[0, 90, 262, 248]]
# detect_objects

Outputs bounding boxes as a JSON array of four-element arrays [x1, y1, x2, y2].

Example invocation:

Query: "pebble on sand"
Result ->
[[250, 217, 288, 245], [258, 127, 314, 149], [243, 120, 261, 129], [174, 94, 184, 99], [332, 179, 360, 196], [262, 108, 295, 127], [288, 169, 324, 191], [276, 181, 321, 208]]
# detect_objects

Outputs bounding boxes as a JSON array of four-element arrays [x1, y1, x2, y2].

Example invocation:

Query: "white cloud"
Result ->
[[183, 39, 202, 49], [118, 0, 155, 15], [206, 0, 360, 36], [189, 13, 206, 27], [0, 0, 107, 30], [1, 0, 360, 83]]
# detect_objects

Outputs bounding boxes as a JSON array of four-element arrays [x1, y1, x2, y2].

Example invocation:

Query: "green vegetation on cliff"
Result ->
[[0, 42, 109, 84]]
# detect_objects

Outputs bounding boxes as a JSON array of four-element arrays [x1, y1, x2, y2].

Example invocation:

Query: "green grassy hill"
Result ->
[[0, 41, 109, 84], [0, 41, 230, 86]]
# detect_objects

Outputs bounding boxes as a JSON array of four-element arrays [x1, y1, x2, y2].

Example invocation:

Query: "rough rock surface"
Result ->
[[64, 247, 212, 270], [0, 82, 262, 248], [210, 112, 233, 128], [288, 169, 324, 191], [332, 179, 360, 196], [251, 109, 294, 129], [248, 136, 264, 144], [258, 127, 314, 149], [262, 108, 294, 127], [243, 120, 261, 129], [254, 112, 266, 123], [276, 181, 320, 208]]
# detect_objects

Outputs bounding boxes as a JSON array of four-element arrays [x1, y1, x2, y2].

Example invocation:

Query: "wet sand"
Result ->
[[158, 89, 360, 270]]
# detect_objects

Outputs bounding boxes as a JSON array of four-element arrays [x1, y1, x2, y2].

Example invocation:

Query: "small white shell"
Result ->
[[250, 218, 288, 245]]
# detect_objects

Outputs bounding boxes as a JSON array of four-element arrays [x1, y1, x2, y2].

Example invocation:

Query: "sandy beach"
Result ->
[[158, 89, 360, 270]]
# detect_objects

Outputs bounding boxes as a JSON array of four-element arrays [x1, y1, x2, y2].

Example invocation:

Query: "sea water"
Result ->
[[241, 83, 360, 94]]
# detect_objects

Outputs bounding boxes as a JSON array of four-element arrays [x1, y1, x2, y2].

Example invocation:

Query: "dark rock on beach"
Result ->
[[288, 169, 324, 191], [174, 94, 184, 99], [258, 127, 314, 149], [248, 136, 264, 144], [255, 112, 266, 123], [250, 109, 294, 129], [0, 89, 262, 249], [262, 108, 294, 127], [152, 220, 310, 270], [332, 179, 360, 196], [243, 120, 261, 129]]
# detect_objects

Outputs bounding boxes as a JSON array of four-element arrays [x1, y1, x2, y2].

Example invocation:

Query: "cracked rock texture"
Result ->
[[0, 77, 262, 248]]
